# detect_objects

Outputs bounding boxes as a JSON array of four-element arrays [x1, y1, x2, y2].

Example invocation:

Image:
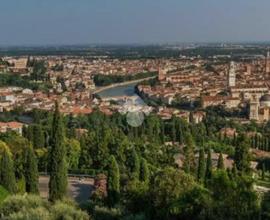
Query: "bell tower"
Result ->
[[266, 51, 270, 74], [249, 95, 259, 121], [228, 61, 236, 87]]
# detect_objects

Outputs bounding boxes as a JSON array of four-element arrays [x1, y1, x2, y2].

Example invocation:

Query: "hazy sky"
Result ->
[[1, 0, 270, 45]]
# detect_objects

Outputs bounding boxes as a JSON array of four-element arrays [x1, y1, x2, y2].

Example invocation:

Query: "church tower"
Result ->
[[249, 95, 259, 121], [228, 61, 236, 87], [266, 51, 270, 74]]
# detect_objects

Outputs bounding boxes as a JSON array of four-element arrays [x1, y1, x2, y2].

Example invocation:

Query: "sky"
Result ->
[[1, 0, 270, 46]]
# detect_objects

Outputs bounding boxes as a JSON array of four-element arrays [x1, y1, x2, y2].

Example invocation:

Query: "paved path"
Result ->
[[39, 176, 95, 203]]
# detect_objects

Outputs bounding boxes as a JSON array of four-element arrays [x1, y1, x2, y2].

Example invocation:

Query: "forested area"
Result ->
[[0, 103, 270, 219]]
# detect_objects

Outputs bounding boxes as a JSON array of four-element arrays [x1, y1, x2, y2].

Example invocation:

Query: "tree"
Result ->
[[205, 148, 212, 180], [234, 135, 251, 173], [140, 158, 150, 183], [262, 163, 266, 180], [65, 138, 81, 169], [31, 60, 47, 81], [49, 102, 68, 202], [129, 148, 140, 179], [217, 153, 224, 170], [32, 124, 45, 148], [169, 186, 213, 220], [25, 146, 39, 194], [151, 167, 196, 219], [209, 170, 259, 219], [0, 148, 17, 193], [107, 156, 120, 207], [183, 133, 196, 174], [197, 148, 206, 182], [171, 116, 177, 143], [0, 195, 89, 220], [78, 135, 92, 169]]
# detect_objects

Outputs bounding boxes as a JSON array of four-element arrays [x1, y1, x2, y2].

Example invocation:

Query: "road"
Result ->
[[39, 176, 95, 203], [93, 76, 156, 94]]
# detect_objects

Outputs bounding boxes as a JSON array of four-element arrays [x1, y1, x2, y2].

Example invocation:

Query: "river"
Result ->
[[97, 82, 146, 105]]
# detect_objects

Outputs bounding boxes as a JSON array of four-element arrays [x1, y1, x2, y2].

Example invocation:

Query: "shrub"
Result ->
[[0, 185, 9, 203], [0, 195, 90, 220]]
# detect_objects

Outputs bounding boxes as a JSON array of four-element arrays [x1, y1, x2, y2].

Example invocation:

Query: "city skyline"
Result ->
[[1, 0, 270, 46]]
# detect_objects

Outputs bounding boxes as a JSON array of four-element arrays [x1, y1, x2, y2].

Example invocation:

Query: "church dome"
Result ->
[[260, 94, 270, 107]]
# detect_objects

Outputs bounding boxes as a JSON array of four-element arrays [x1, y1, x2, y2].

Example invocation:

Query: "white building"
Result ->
[[228, 61, 236, 87]]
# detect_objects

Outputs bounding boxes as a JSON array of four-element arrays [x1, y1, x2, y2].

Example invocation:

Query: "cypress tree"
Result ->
[[217, 153, 224, 170], [234, 135, 250, 173], [205, 148, 212, 180], [171, 116, 176, 143], [25, 125, 34, 142], [183, 133, 196, 174], [0, 149, 16, 193], [22, 125, 28, 138], [107, 155, 120, 207], [33, 124, 45, 148], [140, 158, 150, 183], [49, 102, 68, 202], [197, 147, 206, 182], [25, 146, 39, 194], [130, 148, 140, 179], [160, 121, 165, 143], [262, 163, 266, 180], [231, 163, 238, 178], [179, 125, 184, 145], [255, 134, 258, 149]]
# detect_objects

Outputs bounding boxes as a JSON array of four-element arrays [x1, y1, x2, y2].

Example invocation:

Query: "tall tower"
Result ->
[[158, 67, 166, 81], [228, 61, 236, 87], [266, 51, 270, 74], [246, 64, 252, 75], [249, 95, 259, 121]]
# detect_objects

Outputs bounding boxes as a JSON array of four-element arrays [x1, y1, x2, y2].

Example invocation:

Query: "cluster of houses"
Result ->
[[138, 53, 270, 123]]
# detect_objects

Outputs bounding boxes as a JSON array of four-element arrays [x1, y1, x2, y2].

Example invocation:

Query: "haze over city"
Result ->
[[1, 0, 270, 45]]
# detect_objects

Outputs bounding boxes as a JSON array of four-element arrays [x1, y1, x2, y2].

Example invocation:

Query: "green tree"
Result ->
[[0, 148, 17, 193], [25, 146, 39, 194], [32, 124, 45, 148], [65, 138, 81, 169], [169, 186, 213, 220], [183, 133, 196, 174], [78, 136, 92, 169], [262, 163, 266, 180], [217, 153, 224, 170], [125, 179, 150, 215], [209, 170, 259, 219], [48, 102, 68, 202], [171, 116, 177, 143], [129, 148, 140, 179], [151, 167, 196, 219], [197, 148, 206, 182], [0, 195, 89, 220], [140, 158, 150, 183], [205, 148, 212, 180], [107, 156, 120, 207], [234, 135, 251, 173]]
